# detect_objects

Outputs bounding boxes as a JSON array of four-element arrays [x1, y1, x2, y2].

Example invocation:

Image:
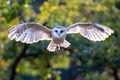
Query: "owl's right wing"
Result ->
[[8, 23, 52, 44], [66, 22, 113, 41]]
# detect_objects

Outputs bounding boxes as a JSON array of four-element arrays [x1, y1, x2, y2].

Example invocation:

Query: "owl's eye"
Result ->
[[55, 30, 58, 33], [60, 30, 64, 33]]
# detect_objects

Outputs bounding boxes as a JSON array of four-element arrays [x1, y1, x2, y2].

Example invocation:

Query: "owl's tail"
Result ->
[[47, 40, 70, 52]]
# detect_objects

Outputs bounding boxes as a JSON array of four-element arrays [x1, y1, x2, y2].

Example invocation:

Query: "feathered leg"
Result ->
[[60, 40, 70, 48], [47, 40, 70, 52], [47, 41, 57, 52]]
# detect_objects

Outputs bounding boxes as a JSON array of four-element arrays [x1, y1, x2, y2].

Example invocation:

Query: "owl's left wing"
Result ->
[[66, 22, 113, 41], [8, 23, 52, 44]]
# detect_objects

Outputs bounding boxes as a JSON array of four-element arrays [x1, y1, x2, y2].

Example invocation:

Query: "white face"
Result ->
[[52, 26, 66, 39]]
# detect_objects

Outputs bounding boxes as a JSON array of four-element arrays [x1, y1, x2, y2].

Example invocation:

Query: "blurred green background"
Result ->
[[0, 0, 120, 80]]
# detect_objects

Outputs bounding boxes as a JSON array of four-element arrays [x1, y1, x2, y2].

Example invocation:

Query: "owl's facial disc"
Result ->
[[52, 26, 66, 39], [54, 29, 64, 34]]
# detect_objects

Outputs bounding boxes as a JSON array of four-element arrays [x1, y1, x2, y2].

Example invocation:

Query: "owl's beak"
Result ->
[[58, 33, 61, 36]]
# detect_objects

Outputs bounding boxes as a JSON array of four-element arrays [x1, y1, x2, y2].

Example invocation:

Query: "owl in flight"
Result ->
[[8, 22, 113, 52]]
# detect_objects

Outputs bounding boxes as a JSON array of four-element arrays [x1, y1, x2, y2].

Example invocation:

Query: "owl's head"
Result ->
[[52, 26, 66, 39]]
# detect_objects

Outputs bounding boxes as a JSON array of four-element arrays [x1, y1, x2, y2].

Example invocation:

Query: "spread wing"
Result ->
[[8, 23, 52, 44], [66, 22, 113, 41]]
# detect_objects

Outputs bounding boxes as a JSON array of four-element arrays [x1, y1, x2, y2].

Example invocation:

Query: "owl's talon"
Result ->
[[55, 46, 64, 53]]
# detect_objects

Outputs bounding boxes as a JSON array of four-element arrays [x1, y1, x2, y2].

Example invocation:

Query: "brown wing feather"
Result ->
[[66, 22, 113, 41], [8, 23, 52, 44]]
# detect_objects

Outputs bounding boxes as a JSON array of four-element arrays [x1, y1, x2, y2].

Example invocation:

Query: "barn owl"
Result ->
[[8, 22, 113, 52]]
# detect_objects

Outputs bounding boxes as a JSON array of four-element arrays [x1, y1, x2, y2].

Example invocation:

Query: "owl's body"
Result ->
[[8, 22, 113, 52], [48, 26, 70, 51]]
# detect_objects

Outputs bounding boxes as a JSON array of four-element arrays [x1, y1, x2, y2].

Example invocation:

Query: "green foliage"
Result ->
[[0, 0, 120, 80]]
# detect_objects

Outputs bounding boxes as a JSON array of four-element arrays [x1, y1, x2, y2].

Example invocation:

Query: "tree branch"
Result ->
[[112, 68, 119, 80], [9, 44, 28, 80]]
